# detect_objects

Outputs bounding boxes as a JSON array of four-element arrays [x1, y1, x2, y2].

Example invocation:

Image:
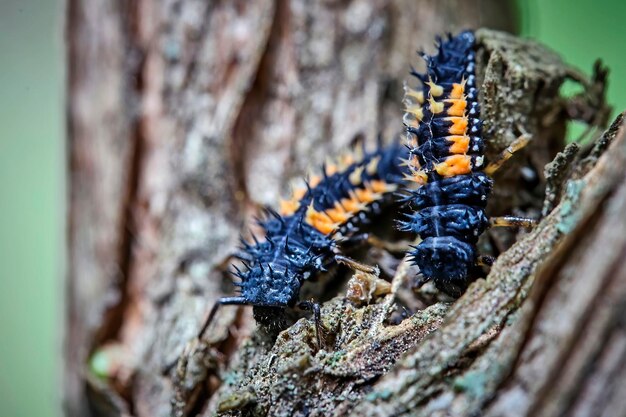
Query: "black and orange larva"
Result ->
[[398, 30, 534, 296], [199, 141, 408, 336]]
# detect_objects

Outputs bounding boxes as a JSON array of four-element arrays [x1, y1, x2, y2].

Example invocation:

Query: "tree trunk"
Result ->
[[66, 1, 621, 417]]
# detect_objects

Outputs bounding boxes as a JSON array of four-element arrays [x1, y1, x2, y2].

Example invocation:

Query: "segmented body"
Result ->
[[233, 142, 407, 324], [398, 31, 493, 296]]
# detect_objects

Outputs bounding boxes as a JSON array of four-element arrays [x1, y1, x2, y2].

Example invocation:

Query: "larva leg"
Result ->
[[171, 297, 246, 372], [339, 233, 414, 253], [366, 234, 415, 253], [298, 300, 322, 349], [484, 134, 531, 175], [197, 296, 247, 339], [334, 254, 380, 275], [490, 216, 537, 229]]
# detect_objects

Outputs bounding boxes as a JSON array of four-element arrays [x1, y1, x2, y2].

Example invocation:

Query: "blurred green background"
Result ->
[[0, 0, 64, 416], [0, 1, 624, 416]]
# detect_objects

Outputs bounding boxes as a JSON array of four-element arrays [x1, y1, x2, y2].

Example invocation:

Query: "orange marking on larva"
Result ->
[[369, 179, 392, 194], [279, 199, 299, 216], [309, 175, 321, 187], [342, 193, 366, 212], [408, 170, 428, 185], [413, 171, 427, 183], [325, 205, 350, 223], [446, 99, 467, 117], [435, 155, 472, 177], [325, 164, 337, 175], [448, 135, 470, 154], [363, 182, 376, 194], [305, 205, 320, 223], [306, 204, 338, 234], [313, 219, 336, 235], [429, 97, 444, 114], [292, 187, 306, 200], [354, 188, 375, 203], [450, 82, 465, 99], [447, 117, 468, 135]]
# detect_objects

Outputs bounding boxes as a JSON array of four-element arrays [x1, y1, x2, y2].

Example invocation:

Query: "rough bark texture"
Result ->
[[66, 1, 621, 417]]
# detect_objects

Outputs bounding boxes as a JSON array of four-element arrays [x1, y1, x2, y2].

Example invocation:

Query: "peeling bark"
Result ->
[[66, 2, 622, 417]]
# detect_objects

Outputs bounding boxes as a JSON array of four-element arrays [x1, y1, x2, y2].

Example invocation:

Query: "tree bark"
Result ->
[[66, 1, 620, 417]]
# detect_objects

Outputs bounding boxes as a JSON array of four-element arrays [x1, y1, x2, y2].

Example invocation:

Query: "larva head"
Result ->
[[253, 305, 288, 330], [232, 211, 333, 317], [411, 236, 477, 297]]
